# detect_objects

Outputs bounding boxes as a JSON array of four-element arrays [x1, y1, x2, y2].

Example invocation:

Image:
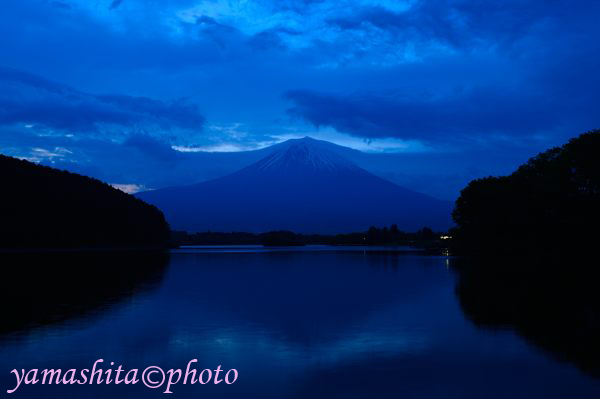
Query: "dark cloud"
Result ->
[[284, 78, 598, 143], [0, 0, 234, 78], [0, 66, 69, 94], [195, 15, 225, 27], [50, 1, 71, 10], [109, 0, 124, 10], [123, 134, 182, 162], [284, 88, 549, 141], [0, 67, 204, 134], [327, 5, 469, 48], [249, 30, 287, 51], [97, 95, 204, 130], [247, 26, 302, 51], [284, 1, 600, 144], [327, 1, 600, 51]]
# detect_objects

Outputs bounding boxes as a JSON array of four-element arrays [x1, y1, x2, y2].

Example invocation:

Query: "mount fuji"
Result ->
[[137, 137, 453, 233]]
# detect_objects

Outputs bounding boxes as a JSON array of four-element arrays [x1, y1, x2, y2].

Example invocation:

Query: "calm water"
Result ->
[[1, 247, 599, 398]]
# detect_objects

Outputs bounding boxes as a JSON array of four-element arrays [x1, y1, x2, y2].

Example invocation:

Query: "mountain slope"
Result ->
[[137, 137, 453, 233], [0, 154, 170, 248]]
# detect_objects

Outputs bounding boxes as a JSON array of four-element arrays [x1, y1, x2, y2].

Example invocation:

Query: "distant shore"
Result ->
[[171, 227, 450, 251]]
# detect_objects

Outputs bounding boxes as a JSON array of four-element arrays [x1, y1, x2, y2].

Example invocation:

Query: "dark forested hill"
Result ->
[[0, 155, 170, 249], [452, 130, 600, 255]]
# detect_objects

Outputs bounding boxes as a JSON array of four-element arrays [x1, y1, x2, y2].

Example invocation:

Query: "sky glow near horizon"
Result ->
[[0, 0, 599, 196]]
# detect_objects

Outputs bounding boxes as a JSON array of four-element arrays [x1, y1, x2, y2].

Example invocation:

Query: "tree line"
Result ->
[[0, 155, 170, 249], [451, 130, 600, 256], [172, 225, 443, 247]]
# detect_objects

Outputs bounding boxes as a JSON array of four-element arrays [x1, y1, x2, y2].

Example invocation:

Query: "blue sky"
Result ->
[[1, 0, 599, 197]]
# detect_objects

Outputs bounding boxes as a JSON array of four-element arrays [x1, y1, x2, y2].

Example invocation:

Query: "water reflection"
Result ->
[[0, 251, 169, 340], [453, 255, 600, 378], [1, 249, 599, 398], [161, 251, 445, 347]]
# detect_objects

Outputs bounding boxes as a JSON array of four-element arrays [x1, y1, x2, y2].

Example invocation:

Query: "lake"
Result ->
[[1, 247, 599, 398]]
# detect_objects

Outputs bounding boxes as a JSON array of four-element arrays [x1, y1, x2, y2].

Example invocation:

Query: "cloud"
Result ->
[[109, 0, 124, 10], [326, 1, 599, 52], [285, 85, 567, 142], [281, 1, 600, 144], [0, 67, 204, 135], [22, 146, 73, 163], [123, 134, 182, 161], [50, 1, 72, 10], [97, 95, 204, 130], [110, 183, 146, 194]]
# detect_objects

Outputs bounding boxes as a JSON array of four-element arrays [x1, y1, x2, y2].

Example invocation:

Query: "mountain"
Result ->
[[137, 137, 453, 233], [0, 154, 170, 248]]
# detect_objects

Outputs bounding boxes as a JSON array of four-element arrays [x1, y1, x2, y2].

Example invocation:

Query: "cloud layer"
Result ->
[[1, 0, 600, 198], [0, 67, 204, 137]]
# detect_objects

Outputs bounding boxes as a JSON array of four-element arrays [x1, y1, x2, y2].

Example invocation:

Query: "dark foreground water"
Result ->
[[1, 247, 599, 398]]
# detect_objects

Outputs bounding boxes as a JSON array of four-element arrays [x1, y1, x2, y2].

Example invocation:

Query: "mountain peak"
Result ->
[[297, 136, 319, 142], [251, 137, 359, 174]]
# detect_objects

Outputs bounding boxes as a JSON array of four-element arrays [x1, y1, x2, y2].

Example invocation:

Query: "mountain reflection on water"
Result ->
[[1, 248, 599, 398]]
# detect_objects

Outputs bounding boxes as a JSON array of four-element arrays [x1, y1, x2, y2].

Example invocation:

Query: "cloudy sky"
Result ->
[[1, 0, 599, 197]]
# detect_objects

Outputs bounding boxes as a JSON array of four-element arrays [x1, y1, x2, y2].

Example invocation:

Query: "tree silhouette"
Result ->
[[452, 130, 600, 255], [0, 155, 170, 249]]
